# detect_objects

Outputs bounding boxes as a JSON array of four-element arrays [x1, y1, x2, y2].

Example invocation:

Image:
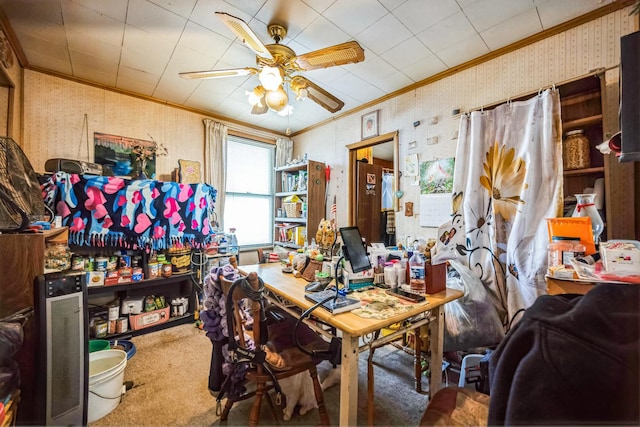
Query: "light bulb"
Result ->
[[259, 66, 283, 91], [296, 87, 308, 101], [246, 86, 265, 106], [265, 85, 289, 112]]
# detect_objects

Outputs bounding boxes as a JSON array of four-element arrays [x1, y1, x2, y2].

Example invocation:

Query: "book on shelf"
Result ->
[[304, 289, 362, 314]]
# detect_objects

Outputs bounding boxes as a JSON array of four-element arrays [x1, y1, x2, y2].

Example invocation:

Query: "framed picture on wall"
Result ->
[[361, 110, 379, 139]]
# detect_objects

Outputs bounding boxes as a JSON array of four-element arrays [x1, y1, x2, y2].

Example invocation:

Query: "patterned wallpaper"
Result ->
[[294, 7, 638, 244]]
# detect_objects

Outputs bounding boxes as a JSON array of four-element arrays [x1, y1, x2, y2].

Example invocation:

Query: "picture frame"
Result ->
[[361, 110, 379, 139]]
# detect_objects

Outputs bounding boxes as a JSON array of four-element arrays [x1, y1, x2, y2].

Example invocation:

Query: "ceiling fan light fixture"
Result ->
[[259, 66, 284, 91], [295, 88, 308, 101], [246, 85, 266, 106], [264, 85, 289, 111]]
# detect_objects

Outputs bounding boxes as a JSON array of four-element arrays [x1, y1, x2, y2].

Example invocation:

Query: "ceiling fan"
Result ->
[[179, 12, 365, 115]]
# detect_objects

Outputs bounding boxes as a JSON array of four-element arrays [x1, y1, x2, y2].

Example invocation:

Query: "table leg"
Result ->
[[413, 325, 422, 393], [428, 306, 444, 397], [340, 333, 359, 426]]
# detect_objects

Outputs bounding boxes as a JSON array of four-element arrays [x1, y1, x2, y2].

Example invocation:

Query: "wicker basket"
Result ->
[[283, 202, 302, 218]]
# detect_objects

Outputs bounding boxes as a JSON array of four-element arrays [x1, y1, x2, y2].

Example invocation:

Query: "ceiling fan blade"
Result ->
[[290, 76, 344, 113], [216, 12, 273, 59], [291, 41, 365, 71], [179, 68, 258, 80]]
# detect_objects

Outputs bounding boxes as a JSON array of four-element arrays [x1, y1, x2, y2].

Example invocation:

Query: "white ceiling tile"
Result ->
[[153, 76, 195, 103], [378, 0, 408, 12], [68, 0, 128, 21], [73, 65, 117, 86], [536, 0, 615, 29], [301, 0, 336, 14], [434, 33, 489, 67], [66, 29, 121, 61], [62, 0, 125, 46], [292, 15, 351, 52], [463, 0, 534, 32], [322, 0, 388, 37], [11, 30, 66, 66], [116, 65, 160, 93], [480, 8, 542, 51], [126, 0, 187, 44], [23, 50, 73, 75], [393, 0, 460, 34], [0, 0, 63, 25], [149, 0, 198, 18], [215, 40, 260, 69], [69, 48, 118, 75], [401, 54, 446, 81], [416, 11, 476, 54], [178, 21, 231, 59], [356, 13, 412, 56], [255, 0, 319, 40], [381, 37, 432, 70]]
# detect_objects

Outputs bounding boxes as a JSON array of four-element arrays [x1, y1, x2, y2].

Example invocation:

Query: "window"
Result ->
[[224, 135, 274, 248]]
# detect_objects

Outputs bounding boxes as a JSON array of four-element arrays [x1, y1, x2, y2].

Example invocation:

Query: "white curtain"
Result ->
[[204, 119, 228, 229], [438, 89, 563, 325], [275, 137, 293, 167]]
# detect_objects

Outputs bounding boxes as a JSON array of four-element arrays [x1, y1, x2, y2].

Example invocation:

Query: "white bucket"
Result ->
[[88, 349, 127, 423]]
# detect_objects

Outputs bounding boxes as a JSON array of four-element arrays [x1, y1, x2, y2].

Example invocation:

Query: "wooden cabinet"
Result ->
[[274, 160, 326, 250], [558, 73, 636, 240], [0, 227, 68, 424]]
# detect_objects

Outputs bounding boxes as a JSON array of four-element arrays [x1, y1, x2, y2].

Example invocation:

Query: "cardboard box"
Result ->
[[600, 240, 640, 273], [104, 274, 133, 286], [86, 271, 105, 287], [129, 306, 170, 330]]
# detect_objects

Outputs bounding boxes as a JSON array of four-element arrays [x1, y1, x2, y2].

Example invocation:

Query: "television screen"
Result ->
[[339, 226, 372, 273]]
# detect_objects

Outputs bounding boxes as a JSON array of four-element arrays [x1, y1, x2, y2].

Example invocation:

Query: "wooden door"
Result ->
[[356, 161, 382, 245]]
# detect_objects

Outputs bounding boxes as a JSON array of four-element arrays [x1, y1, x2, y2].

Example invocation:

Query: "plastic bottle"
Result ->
[[218, 236, 227, 254], [228, 228, 238, 254], [409, 249, 426, 293]]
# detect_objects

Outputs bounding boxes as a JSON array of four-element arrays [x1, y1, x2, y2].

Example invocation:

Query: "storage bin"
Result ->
[[283, 202, 302, 218]]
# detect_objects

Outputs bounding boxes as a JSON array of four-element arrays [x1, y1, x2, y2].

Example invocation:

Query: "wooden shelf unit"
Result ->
[[274, 160, 326, 250], [87, 270, 196, 340], [558, 74, 635, 239]]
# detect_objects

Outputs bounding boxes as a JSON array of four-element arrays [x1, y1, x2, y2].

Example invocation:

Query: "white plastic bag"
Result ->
[[444, 260, 505, 352]]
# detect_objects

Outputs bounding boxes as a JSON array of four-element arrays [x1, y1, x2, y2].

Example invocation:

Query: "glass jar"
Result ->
[[44, 242, 71, 271], [563, 130, 591, 170], [547, 236, 585, 272]]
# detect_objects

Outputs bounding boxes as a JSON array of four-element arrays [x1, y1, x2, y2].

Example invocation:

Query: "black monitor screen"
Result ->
[[339, 226, 372, 274]]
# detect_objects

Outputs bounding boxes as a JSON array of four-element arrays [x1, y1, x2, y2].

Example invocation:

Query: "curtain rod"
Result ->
[[461, 65, 619, 115]]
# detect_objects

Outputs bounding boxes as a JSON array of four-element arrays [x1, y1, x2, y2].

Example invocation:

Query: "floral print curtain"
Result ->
[[437, 89, 563, 325]]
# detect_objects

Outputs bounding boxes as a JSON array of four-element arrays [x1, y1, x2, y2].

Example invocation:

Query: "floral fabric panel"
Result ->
[[43, 172, 217, 249]]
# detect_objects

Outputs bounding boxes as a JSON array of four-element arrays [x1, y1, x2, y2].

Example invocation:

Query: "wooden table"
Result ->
[[239, 263, 464, 426]]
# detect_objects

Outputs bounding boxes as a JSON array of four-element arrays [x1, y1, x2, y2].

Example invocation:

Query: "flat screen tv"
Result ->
[[339, 226, 372, 273]]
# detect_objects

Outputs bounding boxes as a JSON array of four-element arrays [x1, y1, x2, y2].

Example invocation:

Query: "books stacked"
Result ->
[[304, 289, 362, 314]]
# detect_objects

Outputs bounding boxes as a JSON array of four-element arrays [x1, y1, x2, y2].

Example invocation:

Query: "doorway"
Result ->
[[347, 131, 399, 245]]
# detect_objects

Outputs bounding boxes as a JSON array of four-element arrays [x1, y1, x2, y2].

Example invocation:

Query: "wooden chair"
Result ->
[[216, 272, 331, 426]]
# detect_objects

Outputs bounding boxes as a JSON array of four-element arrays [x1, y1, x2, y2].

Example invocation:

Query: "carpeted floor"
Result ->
[[89, 323, 432, 426]]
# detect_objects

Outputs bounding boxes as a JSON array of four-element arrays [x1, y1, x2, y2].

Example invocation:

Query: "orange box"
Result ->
[[546, 217, 596, 255], [129, 306, 170, 331]]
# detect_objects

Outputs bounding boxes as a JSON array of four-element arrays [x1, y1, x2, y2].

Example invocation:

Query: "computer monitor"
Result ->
[[339, 226, 372, 273]]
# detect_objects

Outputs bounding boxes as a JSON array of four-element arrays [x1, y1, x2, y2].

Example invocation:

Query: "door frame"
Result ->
[[347, 130, 399, 226]]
